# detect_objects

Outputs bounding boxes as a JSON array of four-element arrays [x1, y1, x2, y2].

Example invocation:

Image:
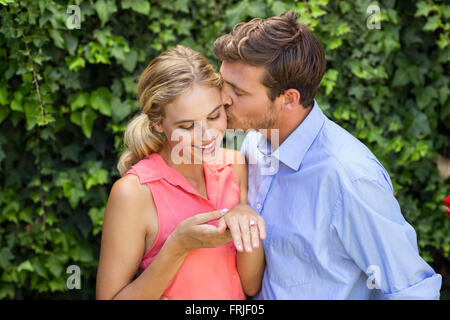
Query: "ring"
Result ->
[[249, 220, 256, 227]]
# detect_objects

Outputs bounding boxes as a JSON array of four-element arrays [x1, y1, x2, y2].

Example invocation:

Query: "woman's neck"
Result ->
[[158, 143, 204, 180]]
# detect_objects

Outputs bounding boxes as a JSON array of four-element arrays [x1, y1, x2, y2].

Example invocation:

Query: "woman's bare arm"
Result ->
[[96, 174, 188, 300], [96, 173, 233, 299], [230, 150, 266, 297]]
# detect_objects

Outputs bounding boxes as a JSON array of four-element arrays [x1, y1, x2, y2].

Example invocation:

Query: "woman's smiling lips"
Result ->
[[193, 138, 217, 154]]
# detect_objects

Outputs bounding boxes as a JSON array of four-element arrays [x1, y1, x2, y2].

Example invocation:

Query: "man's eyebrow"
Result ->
[[173, 104, 223, 125], [224, 80, 250, 94]]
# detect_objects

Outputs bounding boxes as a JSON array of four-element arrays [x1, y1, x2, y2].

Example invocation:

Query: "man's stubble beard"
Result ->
[[225, 101, 279, 131]]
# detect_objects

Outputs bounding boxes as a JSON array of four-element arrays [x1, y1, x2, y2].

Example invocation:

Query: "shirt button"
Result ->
[[256, 203, 262, 210], [233, 275, 237, 280]]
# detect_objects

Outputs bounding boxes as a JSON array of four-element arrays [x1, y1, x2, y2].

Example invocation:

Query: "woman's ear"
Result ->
[[152, 122, 164, 133], [282, 89, 301, 112]]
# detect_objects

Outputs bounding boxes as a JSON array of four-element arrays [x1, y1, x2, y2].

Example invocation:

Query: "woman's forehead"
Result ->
[[165, 84, 222, 122]]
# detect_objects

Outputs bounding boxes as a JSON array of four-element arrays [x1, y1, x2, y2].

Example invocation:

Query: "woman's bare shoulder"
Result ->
[[107, 173, 156, 219], [112, 173, 148, 197]]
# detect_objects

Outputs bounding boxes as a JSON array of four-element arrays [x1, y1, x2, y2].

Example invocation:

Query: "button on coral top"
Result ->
[[124, 148, 246, 300]]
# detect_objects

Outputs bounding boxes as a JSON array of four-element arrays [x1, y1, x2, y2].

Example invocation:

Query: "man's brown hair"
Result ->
[[213, 10, 326, 108]]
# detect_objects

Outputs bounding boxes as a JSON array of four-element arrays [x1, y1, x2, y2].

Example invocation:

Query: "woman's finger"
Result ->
[[249, 220, 260, 249], [216, 216, 227, 234], [191, 208, 228, 225], [227, 217, 243, 252], [257, 217, 266, 240], [239, 218, 252, 253]]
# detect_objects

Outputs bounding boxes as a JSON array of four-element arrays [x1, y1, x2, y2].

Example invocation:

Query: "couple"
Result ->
[[96, 11, 442, 300]]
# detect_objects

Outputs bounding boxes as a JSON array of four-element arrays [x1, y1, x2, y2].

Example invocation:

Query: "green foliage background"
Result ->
[[0, 0, 448, 299]]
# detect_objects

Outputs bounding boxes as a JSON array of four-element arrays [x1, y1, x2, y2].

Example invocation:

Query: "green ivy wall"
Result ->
[[0, 0, 448, 299]]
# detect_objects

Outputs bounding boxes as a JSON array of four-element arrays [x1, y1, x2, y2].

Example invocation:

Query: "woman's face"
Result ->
[[155, 84, 227, 164]]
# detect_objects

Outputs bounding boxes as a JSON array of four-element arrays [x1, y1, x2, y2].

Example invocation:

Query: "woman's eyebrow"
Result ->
[[173, 104, 223, 125]]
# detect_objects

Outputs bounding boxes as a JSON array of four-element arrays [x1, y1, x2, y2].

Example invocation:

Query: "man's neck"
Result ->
[[265, 104, 313, 147]]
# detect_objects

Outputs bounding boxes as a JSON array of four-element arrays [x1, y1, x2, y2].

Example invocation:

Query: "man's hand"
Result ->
[[216, 204, 266, 252]]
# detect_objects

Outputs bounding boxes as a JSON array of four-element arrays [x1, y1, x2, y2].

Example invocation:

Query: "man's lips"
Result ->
[[225, 108, 233, 119]]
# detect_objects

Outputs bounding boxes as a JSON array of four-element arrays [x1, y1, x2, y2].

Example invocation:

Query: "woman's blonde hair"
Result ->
[[117, 45, 222, 176]]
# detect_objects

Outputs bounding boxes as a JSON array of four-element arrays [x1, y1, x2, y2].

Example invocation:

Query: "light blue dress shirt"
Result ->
[[240, 101, 442, 300]]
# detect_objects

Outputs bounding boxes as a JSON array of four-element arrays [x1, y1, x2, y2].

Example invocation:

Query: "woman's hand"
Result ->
[[168, 209, 233, 254], [216, 204, 266, 253]]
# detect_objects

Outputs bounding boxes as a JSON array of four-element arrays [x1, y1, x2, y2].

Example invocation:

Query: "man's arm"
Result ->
[[331, 176, 442, 299]]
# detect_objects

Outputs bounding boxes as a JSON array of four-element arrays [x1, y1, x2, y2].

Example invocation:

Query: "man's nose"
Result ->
[[221, 88, 232, 106]]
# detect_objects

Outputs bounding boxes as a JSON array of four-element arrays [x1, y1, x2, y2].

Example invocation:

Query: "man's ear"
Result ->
[[281, 89, 301, 112]]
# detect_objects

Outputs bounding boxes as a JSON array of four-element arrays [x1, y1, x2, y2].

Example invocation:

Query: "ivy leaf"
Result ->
[[70, 92, 89, 112], [88, 207, 105, 236], [122, 49, 137, 72], [90, 87, 111, 117], [392, 68, 409, 87], [121, 0, 150, 15], [63, 33, 78, 56], [423, 16, 441, 31], [0, 106, 8, 124], [23, 101, 40, 130], [61, 143, 83, 162], [0, 86, 8, 105], [80, 107, 98, 139], [70, 241, 94, 263], [17, 260, 34, 273], [0, 247, 14, 269], [111, 96, 133, 123], [83, 167, 109, 190], [45, 255, 63, 277], [271, 1, 291, 16], [66, 56, 85, 71], [226, 1, 248, 28], [31, 257, 48, 279], [48, 29, 64, 49], [415, 1, 432, 17], [247, 0, 266, 17], [94, 0, 118, 27]]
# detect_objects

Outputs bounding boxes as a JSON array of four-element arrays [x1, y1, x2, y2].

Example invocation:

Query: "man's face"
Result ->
[[219, 61, 281, 131]]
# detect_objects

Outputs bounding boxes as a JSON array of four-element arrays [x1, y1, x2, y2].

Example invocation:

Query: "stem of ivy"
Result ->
[[303, 0, 312, 21], [23, 38, 47, 244]]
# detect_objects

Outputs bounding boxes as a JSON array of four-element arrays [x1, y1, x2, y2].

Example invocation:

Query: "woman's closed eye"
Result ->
[[179, 113, 221, 130], [208, 112, 221, 121], [180, 122, 194, 130]]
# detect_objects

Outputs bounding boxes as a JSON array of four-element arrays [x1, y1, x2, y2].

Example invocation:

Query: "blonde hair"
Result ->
[[117, 45, 222, 176]]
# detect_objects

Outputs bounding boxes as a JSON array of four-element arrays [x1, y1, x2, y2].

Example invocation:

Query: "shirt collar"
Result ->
[[135, 150, 230, 186], [257, 100, 325, 171]]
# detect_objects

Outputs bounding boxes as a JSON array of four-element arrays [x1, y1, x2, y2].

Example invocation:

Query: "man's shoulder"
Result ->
[[313, 119, 393, 190]]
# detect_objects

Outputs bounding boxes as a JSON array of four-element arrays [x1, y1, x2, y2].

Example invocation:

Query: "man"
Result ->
[[213, 10, 442, 299]]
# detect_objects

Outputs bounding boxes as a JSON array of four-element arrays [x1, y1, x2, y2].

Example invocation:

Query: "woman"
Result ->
[[96, 45, 266, 300]]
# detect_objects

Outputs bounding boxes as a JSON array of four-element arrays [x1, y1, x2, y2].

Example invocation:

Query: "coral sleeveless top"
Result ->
[[124, 148, 246, 300]]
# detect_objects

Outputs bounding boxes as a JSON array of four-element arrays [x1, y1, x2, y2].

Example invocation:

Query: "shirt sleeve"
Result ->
[[331, 175, 442, 300]]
